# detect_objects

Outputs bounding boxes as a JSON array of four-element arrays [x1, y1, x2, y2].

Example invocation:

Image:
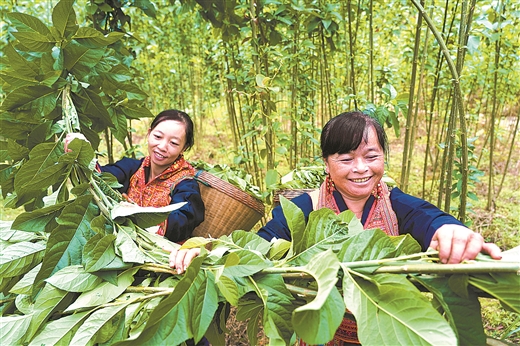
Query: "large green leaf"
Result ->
[[231, 229, 272, 256], [46, 265, 103, 292], [0, 241, 45, 279], [9, 263, 41, 295], [414, 275, 486, 346], [1, 85, 59, 117], [280, 195, 306, 257], [287, 208, 350, 266], [69, 303, 130, 346], [73, 28, 125, 47], [342, 270, 457, 345], [11, 31, 56, 52], [115, 226, 148, 264], [469, 273, 520, 313], [12, 201, 68, 233], [292, 249, 344, 344], [116, 255, 218, 345], [6, 12, 52, 36], [255, 273, 295, 345], [337, 228, 398, 262], [82, 233, 118, 273], [33, 195, 96, 294], [65, 268, 138, 312], [63, 41, 105, 75], [25, 283, 75, 341], [78, 88, 115, 128], [111, 201, 187, 229], [0, 314, 33, 345], [28, 311, 90, 346], [222, 250, 271, 277], [52, 0, 78, 39], [3, 43, 39, 77], [13, 141, 64, 194]]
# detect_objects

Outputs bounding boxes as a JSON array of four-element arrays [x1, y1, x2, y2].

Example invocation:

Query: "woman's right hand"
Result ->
[[64, 133, 88, 152], [167, 247, 201, 274]]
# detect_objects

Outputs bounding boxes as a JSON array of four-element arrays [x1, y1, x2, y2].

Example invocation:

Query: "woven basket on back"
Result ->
[[192, 170, 265, 238]]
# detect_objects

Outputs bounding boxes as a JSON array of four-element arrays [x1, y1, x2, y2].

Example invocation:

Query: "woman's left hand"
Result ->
[[429, 224, 502, 264]]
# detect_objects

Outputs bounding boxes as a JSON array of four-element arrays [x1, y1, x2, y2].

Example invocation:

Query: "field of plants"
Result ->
[[1, 0, 519, 344]]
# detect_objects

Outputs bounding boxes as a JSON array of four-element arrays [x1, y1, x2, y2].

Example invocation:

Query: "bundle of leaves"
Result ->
[[1, 188, 519, 345]]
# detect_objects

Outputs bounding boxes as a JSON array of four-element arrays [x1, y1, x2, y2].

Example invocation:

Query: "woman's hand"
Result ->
[[167, 247, 201, 274], [64, 133, 88, 152], [429, 224, 502, 264]]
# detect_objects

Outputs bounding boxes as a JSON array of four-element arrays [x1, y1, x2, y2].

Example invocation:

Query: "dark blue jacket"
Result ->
[[258, 187, 464, 251], [101, 157, 205, 242]]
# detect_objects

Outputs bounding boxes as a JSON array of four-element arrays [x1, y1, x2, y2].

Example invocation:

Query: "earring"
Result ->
[[371, 182, 382, 199], [326, 173, 335, 194]]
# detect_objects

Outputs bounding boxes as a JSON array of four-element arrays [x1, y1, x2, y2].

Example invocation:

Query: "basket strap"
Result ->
[[194, 170, 211, 187]]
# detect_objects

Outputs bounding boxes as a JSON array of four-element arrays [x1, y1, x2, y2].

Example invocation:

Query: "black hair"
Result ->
[[320, 111, 388, 158], [150, 109, 195, 151]]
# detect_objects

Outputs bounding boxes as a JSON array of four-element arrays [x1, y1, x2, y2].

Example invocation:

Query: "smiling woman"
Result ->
[[65, 109, 204, 243], [256, 110, 502, 345]]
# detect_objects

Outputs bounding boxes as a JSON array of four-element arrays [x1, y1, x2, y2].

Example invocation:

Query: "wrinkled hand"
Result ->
[[429, 224, 502, 264], [165, 246, 201, 274], [64, 133, 88, 152]]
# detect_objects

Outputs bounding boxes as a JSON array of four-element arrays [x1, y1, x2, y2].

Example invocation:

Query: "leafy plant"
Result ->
[[1, 192, 519, 345]]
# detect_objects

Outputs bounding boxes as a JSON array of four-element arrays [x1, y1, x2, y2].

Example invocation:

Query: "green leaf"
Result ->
[[3, 43, 39, 76], [70, 303, 129, 346], [82, 233, 118, 273], [342, 271, 457, 345], [111, 201, 187, 229], [287, 208, 350, 265], [46, 265, 103, 292], [65, 268, 138, 312], [12, 201, 68, 233], [120, 102, 155, 119], [33, 195, 96, 294], [26, 283, 75, 341], [63, 41, 105, 74], [337, 228, 398, 262], [0, 241, 45, 278], [6, 12, 52, 36], [74, 28, 125, 47], [216, 275, 239, 305], [0, 314, 32, 345], [72, 88, 114, 130], [414, 275, 486, 345], [28, 311, 90, 346], [469, 273, 520, 313], [10, 263, 41, 295], [115, 226, 148, 264], [292, 249, 343, 344], [231, 230, 271, 256], [280, 197, 306, 254], [117, 256, 218, 345], [11, 31, 56, 52], [1, 85, 59, 117], [255, 274, 295, 344], [52, 0, 78, 39], [222, 250, 271, 277]]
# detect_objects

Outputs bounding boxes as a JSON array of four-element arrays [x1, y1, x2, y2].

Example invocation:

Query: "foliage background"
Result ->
[[1, 0, 519, 343]]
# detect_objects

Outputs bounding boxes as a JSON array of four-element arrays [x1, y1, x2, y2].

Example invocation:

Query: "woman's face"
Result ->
[[147, 120, 187, 172], [325, 126, 385, 203]]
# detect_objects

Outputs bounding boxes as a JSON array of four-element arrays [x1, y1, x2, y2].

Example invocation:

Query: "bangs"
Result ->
[[321, 113, 368, 157]]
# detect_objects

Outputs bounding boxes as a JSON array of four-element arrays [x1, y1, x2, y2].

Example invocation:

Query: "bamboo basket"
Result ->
[[192, 170, 265, 238], [272, 188, 316, 206]]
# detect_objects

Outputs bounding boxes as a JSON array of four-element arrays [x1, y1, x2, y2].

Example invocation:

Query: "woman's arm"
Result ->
[[390, 187, 501, 262], [162, 178, 205, 242]]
